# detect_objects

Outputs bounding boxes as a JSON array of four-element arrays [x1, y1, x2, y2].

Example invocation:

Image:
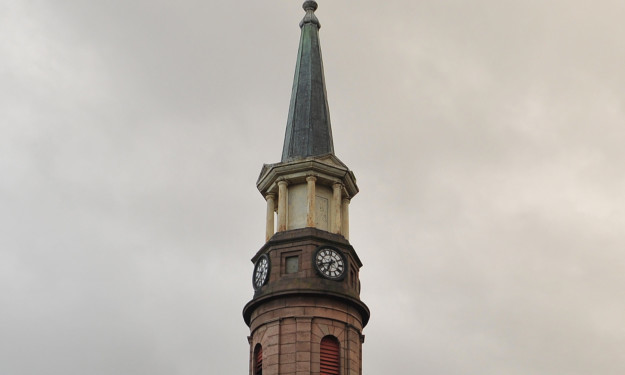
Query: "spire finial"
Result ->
[[300, 1, 320, 29], [303, 0, 318, 11]]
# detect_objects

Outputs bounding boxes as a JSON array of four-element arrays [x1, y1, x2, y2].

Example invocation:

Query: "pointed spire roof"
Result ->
[[281, 1, 334, 162]]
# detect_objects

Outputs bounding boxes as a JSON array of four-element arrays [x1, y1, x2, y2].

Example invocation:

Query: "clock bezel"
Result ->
[[313, 246, 347, 281], [253, 254, 271, 290]]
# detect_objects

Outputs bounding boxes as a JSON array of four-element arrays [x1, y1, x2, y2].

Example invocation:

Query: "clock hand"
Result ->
[[320, 260, 334, 272]]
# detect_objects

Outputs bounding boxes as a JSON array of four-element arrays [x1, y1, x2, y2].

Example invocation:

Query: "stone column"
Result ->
[[265, 194, 275, 241], [277, 180, 288, 232], [331, 183, 342, 234], [306, 176, 317, 227], [341, 198, 350, 240]]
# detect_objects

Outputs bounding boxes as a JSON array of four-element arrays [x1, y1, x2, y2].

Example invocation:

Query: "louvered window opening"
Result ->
[[320, 336, 340, 375], [254, 345, 262, 375]]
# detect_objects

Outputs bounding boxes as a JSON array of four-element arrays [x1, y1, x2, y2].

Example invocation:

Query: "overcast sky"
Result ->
[[1, 1, 624, 374]]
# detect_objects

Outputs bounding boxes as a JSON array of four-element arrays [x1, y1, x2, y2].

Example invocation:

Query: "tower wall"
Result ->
[[287, 183, 333, 231], [248, 295, 364, 375]]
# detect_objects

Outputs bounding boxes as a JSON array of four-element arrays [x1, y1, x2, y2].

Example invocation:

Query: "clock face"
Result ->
[[253, 255, 270, 289], [314, 247, 346, 280]]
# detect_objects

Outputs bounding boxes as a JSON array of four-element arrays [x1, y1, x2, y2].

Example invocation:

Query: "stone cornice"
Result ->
[[257, 154, 359, 198], [242, 289, 370, 328]]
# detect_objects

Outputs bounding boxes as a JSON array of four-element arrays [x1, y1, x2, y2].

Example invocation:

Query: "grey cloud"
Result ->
[[1, 1, 623, 374]]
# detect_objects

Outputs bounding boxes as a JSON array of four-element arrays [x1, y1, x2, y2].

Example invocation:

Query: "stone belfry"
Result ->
[[243, 1, 369, 375]]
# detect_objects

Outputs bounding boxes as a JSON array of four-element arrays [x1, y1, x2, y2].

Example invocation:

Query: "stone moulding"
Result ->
[[243, 288, 370, 328], [257, 154, 359, 199]]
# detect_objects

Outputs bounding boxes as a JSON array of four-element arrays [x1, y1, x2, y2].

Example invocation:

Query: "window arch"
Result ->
[[320, 335, 340, 375], [254, 344, 262, 375]]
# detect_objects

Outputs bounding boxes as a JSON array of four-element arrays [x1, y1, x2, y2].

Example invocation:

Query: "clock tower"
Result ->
[[243, 2, 369, 374]]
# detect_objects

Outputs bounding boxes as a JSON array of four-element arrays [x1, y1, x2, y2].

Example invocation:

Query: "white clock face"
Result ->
[[315, 248, 345, 279], [253, 255, 270, 289]]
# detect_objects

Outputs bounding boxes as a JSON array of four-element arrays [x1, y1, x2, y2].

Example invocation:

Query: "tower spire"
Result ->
[[281, 0, 334, 162], [245, 3, 369, 373]]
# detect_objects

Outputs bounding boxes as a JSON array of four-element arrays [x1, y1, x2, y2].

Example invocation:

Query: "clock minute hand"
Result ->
[[320, 259, 333, 271]]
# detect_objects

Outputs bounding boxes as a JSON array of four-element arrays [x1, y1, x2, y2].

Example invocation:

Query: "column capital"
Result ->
[[306, 175, 317, 182], [265, 193, 276, 201], [277, 179, 289, 186]]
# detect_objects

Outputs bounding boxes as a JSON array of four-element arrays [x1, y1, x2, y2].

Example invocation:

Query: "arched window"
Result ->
[[254, 344, 262, 375], [320, 336, 340, 375]]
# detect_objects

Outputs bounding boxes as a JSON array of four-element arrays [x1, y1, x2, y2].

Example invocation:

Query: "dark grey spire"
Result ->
[[281, 0, 334, 162]]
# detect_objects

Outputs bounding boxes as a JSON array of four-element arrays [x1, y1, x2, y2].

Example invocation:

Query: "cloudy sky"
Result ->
[[1, 0, 624, 374]]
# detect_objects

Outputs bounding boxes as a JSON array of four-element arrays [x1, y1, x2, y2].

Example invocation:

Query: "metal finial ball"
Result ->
[[303, 0, 318, 12]]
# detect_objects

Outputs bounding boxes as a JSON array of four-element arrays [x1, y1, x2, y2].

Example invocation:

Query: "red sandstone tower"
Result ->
[[243, 2, 370, 374]]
